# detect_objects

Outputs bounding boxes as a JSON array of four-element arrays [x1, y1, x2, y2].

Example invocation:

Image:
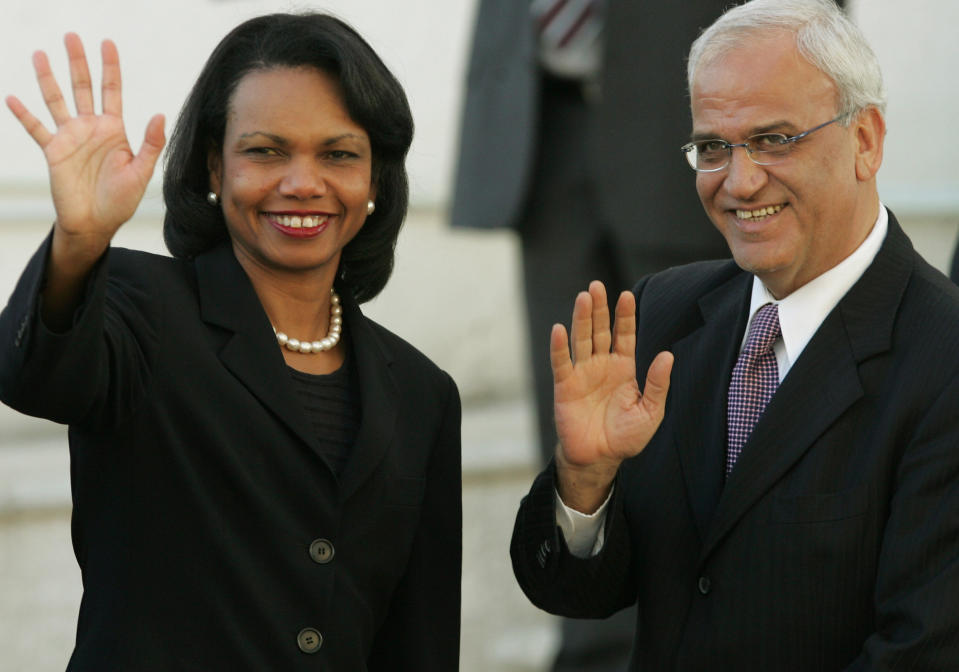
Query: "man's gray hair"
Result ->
[[687, 0, 886, 120]]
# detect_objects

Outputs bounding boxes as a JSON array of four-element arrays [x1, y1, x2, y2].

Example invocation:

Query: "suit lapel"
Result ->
[[671, 272, 751, 540], [335, 289, 398, 503], [195, 245, 323, 458], [703, 311, 864, 557], [194, 246, 401, 497], [700, 212, 914, 560]]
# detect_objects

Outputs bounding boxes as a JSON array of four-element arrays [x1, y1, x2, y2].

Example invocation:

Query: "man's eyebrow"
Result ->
[[690, 131, 724, 142], [751, 120, 798, 135], [689, 120, 798, 142]]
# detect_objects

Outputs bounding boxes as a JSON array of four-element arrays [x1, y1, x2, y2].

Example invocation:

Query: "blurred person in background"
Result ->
[[511, 0, 959, 668], [0, 13, 461, 671], [951, 239, 959, 283]]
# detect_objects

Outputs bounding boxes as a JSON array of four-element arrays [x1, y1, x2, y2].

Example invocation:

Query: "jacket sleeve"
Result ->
[[508, 274, 670, 620], [509, 460, 637, 619], [0, 234, 157, 429], [367, 372, 463, 671], [844, 374, 959, 670]]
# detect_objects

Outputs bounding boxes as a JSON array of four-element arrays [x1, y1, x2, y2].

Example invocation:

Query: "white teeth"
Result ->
[[736, 204, 783, 220], [275, 215, 328, 229]]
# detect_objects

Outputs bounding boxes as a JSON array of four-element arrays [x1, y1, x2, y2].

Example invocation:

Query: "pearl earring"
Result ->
[[207, 192, 219, 206], [367, 200, 375, 215]]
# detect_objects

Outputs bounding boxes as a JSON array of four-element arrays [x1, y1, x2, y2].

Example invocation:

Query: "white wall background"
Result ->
[[0, 0, 957, 218], [854, 1, 959, 214], [0, 0, 477, 216]]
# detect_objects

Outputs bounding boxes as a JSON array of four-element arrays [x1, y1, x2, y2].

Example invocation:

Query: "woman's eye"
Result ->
[[326, 150, 356, 160], [245, 147, 279, 156]]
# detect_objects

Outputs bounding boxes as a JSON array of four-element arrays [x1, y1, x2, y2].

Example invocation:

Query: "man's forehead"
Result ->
[[689, 38, 838, 132]]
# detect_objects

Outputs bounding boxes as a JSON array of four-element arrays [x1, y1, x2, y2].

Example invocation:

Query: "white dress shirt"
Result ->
[[556, 205, 889, 557]]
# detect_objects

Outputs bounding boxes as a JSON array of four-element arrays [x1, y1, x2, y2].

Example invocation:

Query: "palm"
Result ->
[[45, 113, 149, 235], [552, 283, 673, 469], [6, 34, 164, 243], [555, 340, 646, 465]]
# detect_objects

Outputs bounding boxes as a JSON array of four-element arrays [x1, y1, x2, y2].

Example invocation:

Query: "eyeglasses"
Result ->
[[681, 114, 847, 173]]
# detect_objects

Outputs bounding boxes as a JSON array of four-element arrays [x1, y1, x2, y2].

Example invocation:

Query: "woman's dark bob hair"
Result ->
[[162, 13, 414, 303]]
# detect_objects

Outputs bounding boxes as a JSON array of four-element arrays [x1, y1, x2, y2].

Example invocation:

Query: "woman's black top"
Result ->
[[287, 340, 361, 476]]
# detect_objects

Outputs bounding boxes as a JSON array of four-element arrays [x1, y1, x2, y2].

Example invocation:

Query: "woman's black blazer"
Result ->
[[0, 238, 462, 671]]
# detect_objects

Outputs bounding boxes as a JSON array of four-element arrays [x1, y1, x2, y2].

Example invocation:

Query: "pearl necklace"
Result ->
[[273, 290, 343, 354]]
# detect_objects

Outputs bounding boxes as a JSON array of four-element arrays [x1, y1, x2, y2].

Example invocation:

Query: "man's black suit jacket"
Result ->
[[0, 238, 461, 671], [511, 211, 959, 669]]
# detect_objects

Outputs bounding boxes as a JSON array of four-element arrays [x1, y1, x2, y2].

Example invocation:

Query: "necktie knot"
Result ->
[[531, 0, 604, 81], [742, 303, 781, 357]]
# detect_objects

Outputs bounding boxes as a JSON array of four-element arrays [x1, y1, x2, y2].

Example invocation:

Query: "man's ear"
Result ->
[[207, 148, 222, 196], [853, 106, 885, 182]]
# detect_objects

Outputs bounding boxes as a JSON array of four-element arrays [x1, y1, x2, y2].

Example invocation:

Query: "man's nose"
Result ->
[[722, 145, 768, 200]]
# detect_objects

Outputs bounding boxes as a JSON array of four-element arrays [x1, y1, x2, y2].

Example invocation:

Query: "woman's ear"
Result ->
[[207, 148, 222, 196]]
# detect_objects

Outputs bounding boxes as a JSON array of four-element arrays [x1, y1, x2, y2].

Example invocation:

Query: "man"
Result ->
[[510, 0, 959, 669], [451, 2, 731, 667]]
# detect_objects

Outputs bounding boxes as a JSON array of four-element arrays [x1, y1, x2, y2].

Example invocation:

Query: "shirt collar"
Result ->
[[745, 203, 888, 374]]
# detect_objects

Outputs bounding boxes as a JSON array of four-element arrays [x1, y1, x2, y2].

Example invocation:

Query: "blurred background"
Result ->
[[0, 0, 956, 670]]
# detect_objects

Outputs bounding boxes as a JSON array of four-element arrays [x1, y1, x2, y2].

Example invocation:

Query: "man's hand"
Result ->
[[552, 281, 673, 513]]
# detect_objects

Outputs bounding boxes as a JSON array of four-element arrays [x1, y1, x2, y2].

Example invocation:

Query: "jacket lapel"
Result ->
[[194, 244, 324, 458], [670, 271, 751, 540], [703, 311, 864, 557], [701, 212, 914, 560], [334, 288, 399, 503], [194, 246, 401, 497]]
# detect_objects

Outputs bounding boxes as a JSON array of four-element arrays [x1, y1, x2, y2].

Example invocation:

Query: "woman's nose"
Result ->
[[278, 157, 327, 199]]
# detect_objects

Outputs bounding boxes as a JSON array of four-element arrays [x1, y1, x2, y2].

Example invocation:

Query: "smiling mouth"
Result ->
[[272, 214, 329, 229], [735, 204, 784, 221]]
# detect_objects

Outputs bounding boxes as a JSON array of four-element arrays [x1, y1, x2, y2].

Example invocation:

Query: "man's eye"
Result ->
[[698, 140, 727, 154], [696, 140, 727, 161], [752, 134, 788, 150]]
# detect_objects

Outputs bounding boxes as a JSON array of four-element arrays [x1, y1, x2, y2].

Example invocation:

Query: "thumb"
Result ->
[[640, 350, 673, 417], [132, 113, 165, 179]]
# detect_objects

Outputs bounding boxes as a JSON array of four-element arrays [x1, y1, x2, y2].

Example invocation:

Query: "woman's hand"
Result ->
[[6, 33, 165, 265], [551, 281, 673, 513]]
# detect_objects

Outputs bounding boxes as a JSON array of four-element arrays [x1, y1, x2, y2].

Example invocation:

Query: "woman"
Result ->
[[0, 13, 461, 671]]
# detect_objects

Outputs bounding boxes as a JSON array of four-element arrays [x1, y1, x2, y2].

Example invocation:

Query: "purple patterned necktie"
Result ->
[[726, 303, 781, 475]]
